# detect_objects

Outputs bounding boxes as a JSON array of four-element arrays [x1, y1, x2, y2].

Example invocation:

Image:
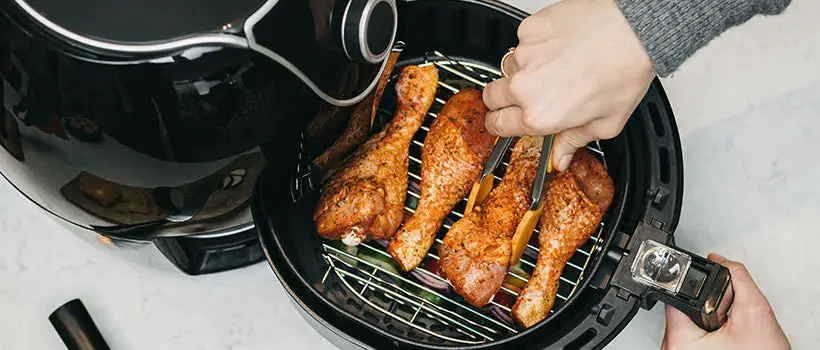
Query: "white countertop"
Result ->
[[1, 1, 819, 349]]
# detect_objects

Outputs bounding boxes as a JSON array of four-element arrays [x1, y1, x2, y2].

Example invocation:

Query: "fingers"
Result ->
[[483, 50, 521, 110], [706, 252, 790, 349], [663, 304, 707, 345], [706, 252, 729, 265], [500, 50, 520, 77], [707, 253, 771, 316], [517, 10, 555, 45], [551, 126, 596, 171], [551, 115, 627, 171], [485, 105, 531, 136], [483, 77, 518, 111], [488, 108, 626, 171]]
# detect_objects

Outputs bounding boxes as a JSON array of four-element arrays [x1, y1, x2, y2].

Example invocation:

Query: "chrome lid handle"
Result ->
[[341, 0, 397, 64]]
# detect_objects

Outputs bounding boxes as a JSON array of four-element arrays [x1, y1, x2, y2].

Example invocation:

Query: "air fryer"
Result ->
[[0, 0, 398, 274], [252, 0, 734, 348]]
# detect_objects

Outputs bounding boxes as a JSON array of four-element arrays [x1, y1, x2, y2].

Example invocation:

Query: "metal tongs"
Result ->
[[464, 48, 556, 266]]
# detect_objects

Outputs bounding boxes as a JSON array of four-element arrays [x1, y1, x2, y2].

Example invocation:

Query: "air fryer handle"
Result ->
[[660, 248, 734, 332]]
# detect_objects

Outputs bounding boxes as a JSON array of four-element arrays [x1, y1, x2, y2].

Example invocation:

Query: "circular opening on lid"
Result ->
[[366, 1, 393, 56]]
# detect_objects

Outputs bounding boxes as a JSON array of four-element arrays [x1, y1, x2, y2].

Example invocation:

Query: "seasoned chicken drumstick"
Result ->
[[314, 65, 439, 246], [439, 136, 544, 307], [512, 149, 614, 328], [312, 51, 402, 180], [388, 88, 496, 271]]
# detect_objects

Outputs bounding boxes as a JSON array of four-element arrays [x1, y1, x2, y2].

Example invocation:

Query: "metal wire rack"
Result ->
[[294, 52, 610, 346]]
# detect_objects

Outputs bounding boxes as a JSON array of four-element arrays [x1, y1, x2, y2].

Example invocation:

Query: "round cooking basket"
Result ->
[[253, 0, 688, 348]]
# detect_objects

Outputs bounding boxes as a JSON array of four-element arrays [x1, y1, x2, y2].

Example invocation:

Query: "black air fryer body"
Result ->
[[254, 0, 732, 349], [0, 0, 398, 274]]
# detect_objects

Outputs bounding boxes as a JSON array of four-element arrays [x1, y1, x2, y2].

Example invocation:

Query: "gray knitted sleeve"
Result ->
[[616, 0, 791, 76]]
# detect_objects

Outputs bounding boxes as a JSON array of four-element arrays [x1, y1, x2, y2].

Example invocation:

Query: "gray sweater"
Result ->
[[617, 0, 791, 76]]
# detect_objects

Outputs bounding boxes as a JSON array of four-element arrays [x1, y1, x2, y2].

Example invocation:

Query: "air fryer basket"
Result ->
[[253, 0, 710, 349]]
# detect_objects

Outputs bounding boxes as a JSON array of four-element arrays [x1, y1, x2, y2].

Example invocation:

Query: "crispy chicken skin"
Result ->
[[512, 149, 614, 328], [313, 65, 439, 246], [439, 136, 544, 307], [388, 88, 496, 271], [312, 52, 401, 180]]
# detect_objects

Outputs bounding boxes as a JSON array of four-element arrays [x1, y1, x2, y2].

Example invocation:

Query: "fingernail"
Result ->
[[487, 111, 503, 136], [707, 253, 728, 263], [557, 154, 572, 171]]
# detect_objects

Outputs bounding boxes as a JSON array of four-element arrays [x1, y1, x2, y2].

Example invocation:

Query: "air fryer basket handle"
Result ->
[[653, 247, 734, 332]]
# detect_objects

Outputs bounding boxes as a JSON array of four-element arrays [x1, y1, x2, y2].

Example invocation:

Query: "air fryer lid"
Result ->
[[9, 0, 398, 106], [16, 0, 264, 43]]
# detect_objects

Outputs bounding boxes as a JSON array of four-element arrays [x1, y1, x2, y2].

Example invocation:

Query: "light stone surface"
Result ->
[[1, 0, 818, 349]]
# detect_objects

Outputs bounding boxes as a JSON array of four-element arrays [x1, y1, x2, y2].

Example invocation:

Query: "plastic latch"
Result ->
[[629, 240, 691, 294], [652, 187, 671, 210], [596, 303, 616, 326]]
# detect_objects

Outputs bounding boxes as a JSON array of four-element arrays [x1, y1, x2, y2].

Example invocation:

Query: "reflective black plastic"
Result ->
[[49, 299, 111, 350], [8, 0, 389, 102], [154, 227, 265, 275], [0, 11, 310, 245], [20, 0, 263, 43], [611, 222, 734, 333], [668, 247, 733, 331], [0, 0, 392, 273]]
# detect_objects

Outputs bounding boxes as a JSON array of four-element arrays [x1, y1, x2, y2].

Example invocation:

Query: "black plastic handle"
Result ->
[[49, 299, 111, 350], [654, 248, 734, 331]]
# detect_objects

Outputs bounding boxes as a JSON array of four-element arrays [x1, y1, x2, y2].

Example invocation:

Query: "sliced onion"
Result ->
[[487, 303, 514, 325], [493, 290, 515, 308], [409, 259, 450, 293], [407, 181, 422, 194], [485, 290, 517, 325], [424, 256, 446, 277], [409, 270, 450, 293], [523, 245, 539, 260]]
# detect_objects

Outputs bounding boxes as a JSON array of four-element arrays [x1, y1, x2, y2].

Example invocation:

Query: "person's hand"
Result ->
[[482, 0, 655, 171], [662, 253, 790, 350]]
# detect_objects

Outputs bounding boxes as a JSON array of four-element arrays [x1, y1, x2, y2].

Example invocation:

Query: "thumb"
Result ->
[[663, 304, 707, 346], [707, 253, 771, 316], [551, 126, 595, 172]]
